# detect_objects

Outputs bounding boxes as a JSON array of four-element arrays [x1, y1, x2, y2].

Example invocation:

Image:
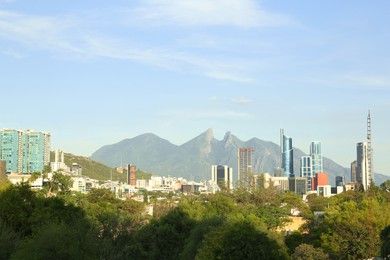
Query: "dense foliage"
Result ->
[[0, 180, 389, 259]]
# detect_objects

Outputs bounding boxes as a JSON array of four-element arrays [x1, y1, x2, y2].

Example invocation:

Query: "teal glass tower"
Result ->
[[0, 129, 50, 173], [280, 129, 294, 177], [0, 129, 24, 173]]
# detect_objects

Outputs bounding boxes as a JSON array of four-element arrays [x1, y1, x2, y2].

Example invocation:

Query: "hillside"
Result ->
[[50, 152, 152, 182]]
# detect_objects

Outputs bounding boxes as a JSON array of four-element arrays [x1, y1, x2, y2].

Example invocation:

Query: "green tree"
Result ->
[[380, 180, 390, 193], [381, 225, 390, 259], [196, 219, 289, 259], [318, 198, 390, 258], [292, 244, 329, 260], [11, 220, 99, 260]]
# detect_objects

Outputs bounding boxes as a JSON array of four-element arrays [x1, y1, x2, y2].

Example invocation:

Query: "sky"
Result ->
[[0, 0, 389, 175]]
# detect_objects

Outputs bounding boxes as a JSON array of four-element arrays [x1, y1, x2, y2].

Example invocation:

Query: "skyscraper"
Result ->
[[300, 155, 313, 190], [0, 129, 50, 174], [238, 148, 253, 188], [211, 165, 233, 191], [280, 129, 293, 177], [0, 129, 23, 173], [351, 160, 357, 183], [22, 130, 51, 173], [127, 164, 136, 186], [356, 142, 369, 190], [310, 141, 323, 175]]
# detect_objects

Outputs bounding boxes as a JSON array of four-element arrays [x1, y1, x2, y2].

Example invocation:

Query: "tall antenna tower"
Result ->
[[367, 110, 373, 185]]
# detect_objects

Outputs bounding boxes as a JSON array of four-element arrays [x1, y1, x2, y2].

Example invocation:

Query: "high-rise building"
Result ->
[[356, 142, 370, 190], [310, 141, 323, 175], [0, 129, 23, 173], [351, 160, 357, 183], [22, 130, 51, 173], [211, 165, 233, 191], [238, 148, 254, 188], [300, 155, 313, 190], [127, 164, 136, 186], [280, 129, 293, 177], [0, 129, 50, 174]]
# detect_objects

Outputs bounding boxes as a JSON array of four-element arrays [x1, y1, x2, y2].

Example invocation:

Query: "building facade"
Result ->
[[0, 129, 50, 173], [211, 165, 233, 191], [289, 177, 307, 196], [351, 160, 357, 183], [127, 164, 136, 186], [22, 130, 51, 173], [280, 129, 294, 177], [238, 148, 254, 189], [310, 141, 323, 175], [300, 155, 313, 190], [356, 142, 370, 190]]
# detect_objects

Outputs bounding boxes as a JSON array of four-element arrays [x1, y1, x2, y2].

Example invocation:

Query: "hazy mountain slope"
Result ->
[[90, 129, 390, 185], [53, 152, 152, 182]]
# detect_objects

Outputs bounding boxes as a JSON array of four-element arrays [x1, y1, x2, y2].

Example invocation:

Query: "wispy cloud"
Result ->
[[343, 74, 390, 89], [161, 109, 253, 120], [2, 49, 24, 59], [136, 0, 292, 27], [0, 8, 256, 82], [206, 71, 253, 82], [231, 97, 253, 105]]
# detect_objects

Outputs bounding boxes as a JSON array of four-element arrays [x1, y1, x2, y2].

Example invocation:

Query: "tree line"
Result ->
[[0, 177, 390, 259]]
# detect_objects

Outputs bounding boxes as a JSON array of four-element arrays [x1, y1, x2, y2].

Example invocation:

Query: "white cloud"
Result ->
[[343, 74, 390, 89], [0, 9, 255, 82], [231, 97, 253, 105], [136, 0, 292, 27], [161, 109, 253, 120], [206, 71, 253, 82], [2, 49, 24, 59]]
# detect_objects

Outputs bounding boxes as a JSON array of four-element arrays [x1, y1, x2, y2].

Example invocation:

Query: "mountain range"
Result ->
[[90, 129, 390, 186]]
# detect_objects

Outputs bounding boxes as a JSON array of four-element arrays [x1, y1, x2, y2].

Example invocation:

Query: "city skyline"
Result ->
[[0, 1, 389, 175]]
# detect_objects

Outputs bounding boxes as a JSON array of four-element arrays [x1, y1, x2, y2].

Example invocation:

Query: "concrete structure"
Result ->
[[280, 129, 294, 177], [335, 176, 344, 187], [356, 142, 370, 190], [317, 185, 332, 197], [0, 129, 24, 173], [238, 148, 253, 188], [300, 155, 313, 190], [351, 160, 357, 183], [310, 141, 323, 176], [272, 176, 289, 191], [71, 163, 82, 175], [289, 177, 307, 196], [51, 149, 69, 172], [211, 165, 233, 191], [127, 164, 136, 186], [22, 130, 51, 173], [0, 129, 50, 174]]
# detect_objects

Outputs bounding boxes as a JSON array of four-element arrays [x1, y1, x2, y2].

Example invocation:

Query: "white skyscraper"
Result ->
[[212, 165, 233, 191]]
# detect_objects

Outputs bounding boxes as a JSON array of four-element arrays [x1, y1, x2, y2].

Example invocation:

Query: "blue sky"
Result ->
[[1, 0, 389, 174]]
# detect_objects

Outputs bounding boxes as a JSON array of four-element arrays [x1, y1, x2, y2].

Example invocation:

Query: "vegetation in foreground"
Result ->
[[0, 179, 390, 259]]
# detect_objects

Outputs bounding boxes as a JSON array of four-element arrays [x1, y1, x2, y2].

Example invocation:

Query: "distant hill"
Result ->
[[90, 129, 390, 186], [50, 152, 152, 182]]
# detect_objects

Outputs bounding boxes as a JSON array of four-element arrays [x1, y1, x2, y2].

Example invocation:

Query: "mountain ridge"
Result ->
[[90, 129, 390, 185]]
